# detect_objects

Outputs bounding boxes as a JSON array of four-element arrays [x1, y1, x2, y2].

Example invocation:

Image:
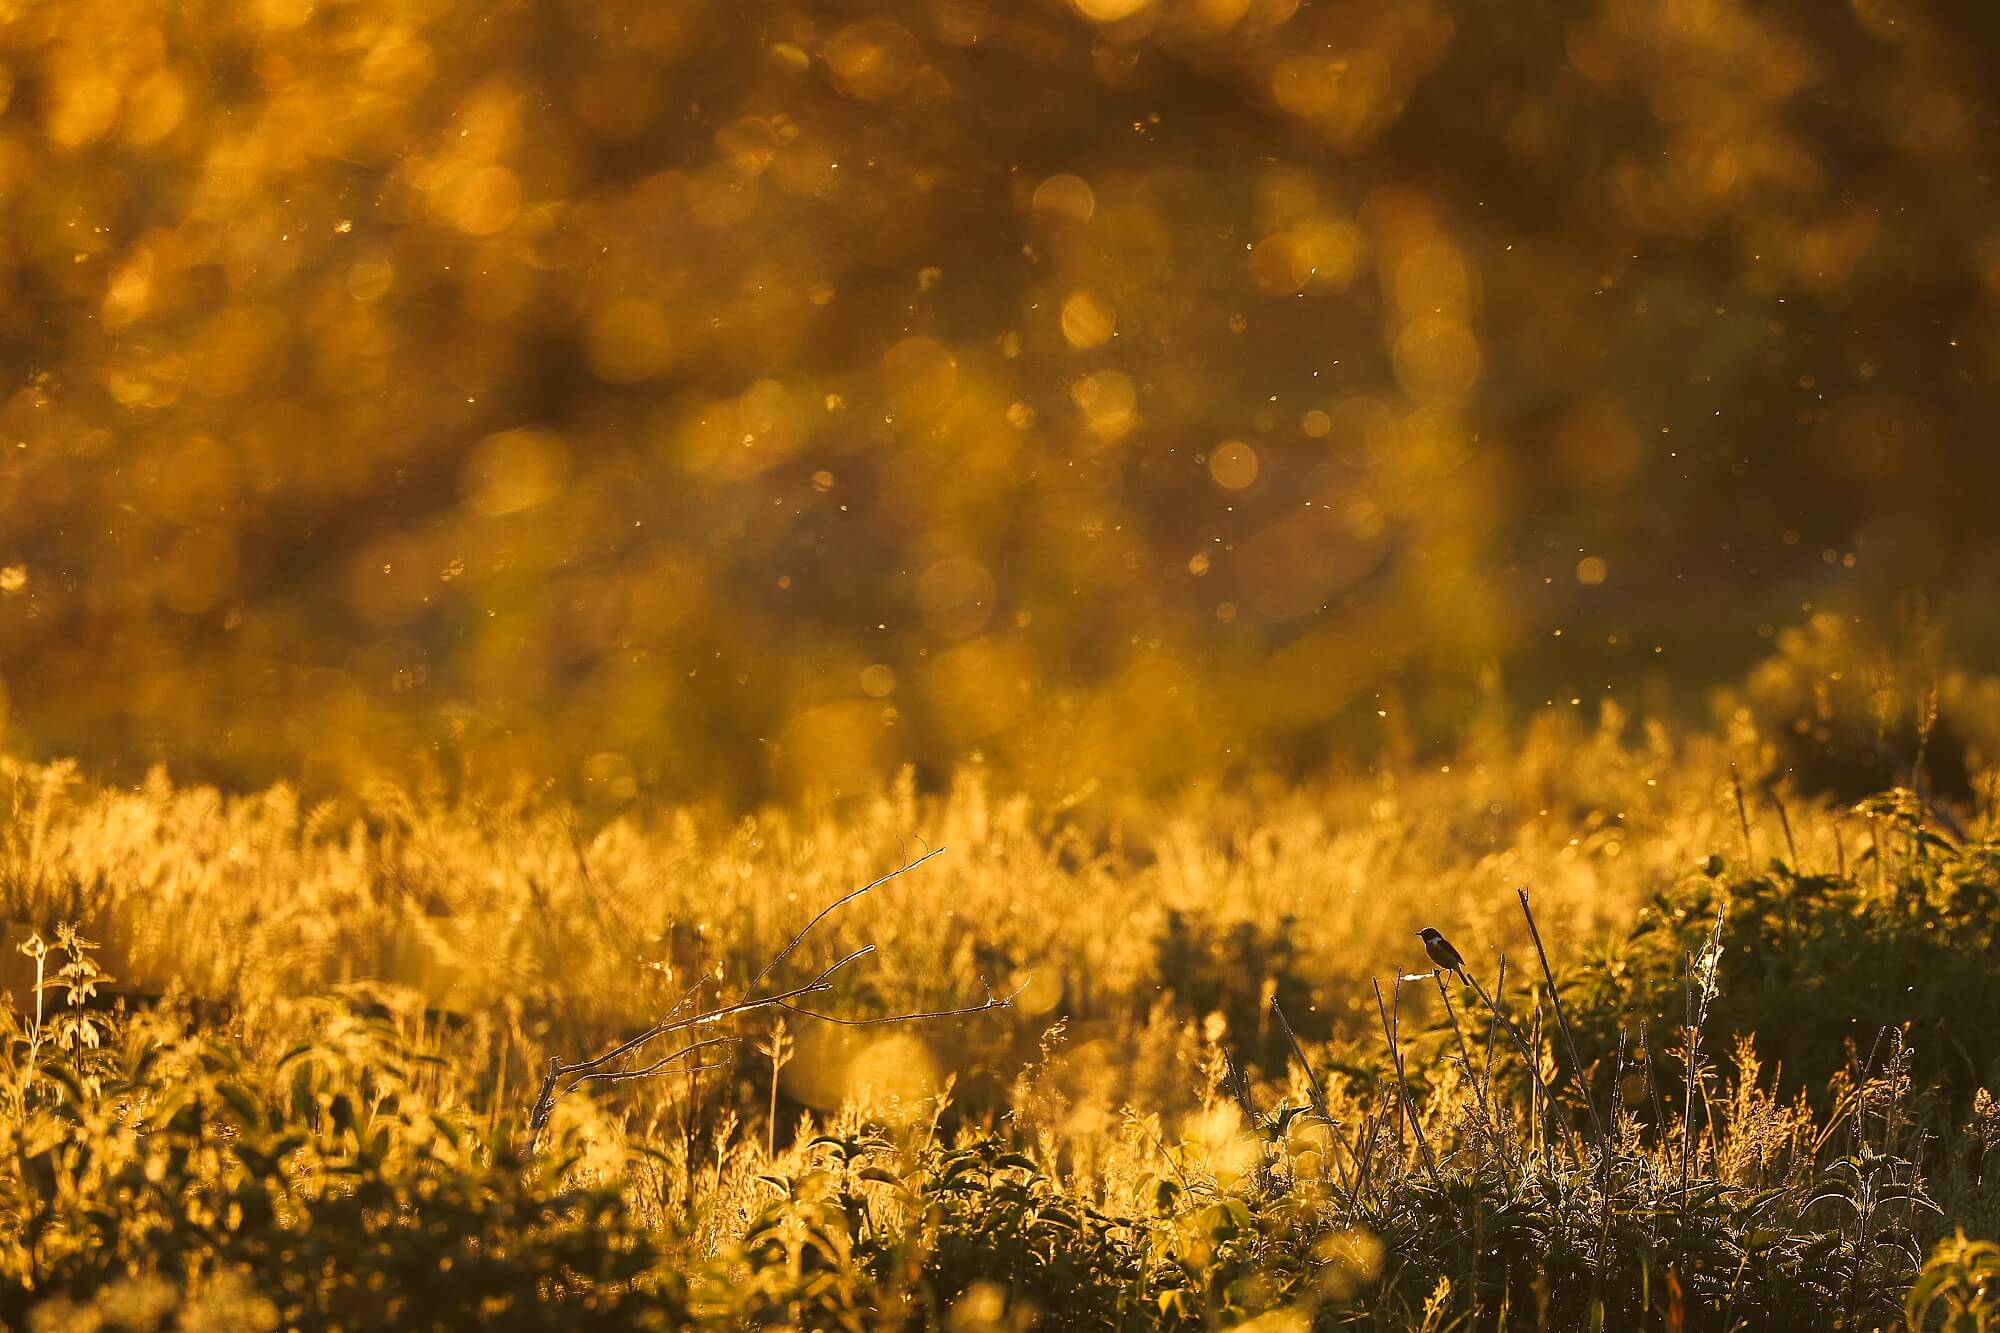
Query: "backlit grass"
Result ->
[[3, 705, 1998, 1328]]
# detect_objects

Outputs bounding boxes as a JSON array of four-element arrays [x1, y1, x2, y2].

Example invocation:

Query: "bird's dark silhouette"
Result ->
[[1416, 927, 1468, 984]]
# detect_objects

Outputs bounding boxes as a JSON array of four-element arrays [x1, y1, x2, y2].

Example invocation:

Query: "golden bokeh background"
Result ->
[[1, 0, 1997, 799]]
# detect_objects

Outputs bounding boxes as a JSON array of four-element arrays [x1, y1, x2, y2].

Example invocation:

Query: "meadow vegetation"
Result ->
[[3, 686, 1999, 1330]]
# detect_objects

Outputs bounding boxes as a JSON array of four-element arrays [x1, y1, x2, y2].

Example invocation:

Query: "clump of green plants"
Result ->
[[1567, 786, 2000, 1124], [1171, 886, 1954, 1331], [0, 928, 694, 1329]]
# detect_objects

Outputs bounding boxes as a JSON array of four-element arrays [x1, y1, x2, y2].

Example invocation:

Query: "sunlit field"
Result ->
[[7, 661, 2000, 1328], [8, 0, 2000, 1327]]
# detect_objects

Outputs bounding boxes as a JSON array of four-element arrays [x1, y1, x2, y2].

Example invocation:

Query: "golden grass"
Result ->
[[5, 698, 1996, 1328], [1, 704, 1810, 1135]]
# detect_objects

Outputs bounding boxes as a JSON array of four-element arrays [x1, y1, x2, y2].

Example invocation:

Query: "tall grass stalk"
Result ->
[[1372, 976, 1442, 1189], [1517, 887, 1605, 1146]]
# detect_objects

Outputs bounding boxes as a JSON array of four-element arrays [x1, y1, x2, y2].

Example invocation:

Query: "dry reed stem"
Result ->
[[1680, 903, 1725, 1194], [1433, 969, 1508, 1182], [1273, 997, 1360, 1202], [1481, 955, 1505, 1164], [1731, 763, 1755, 867], [1464, 959, 1582, 1162], [1772, 788, 1800, 869], [1518, 886, 1607, 1147], [1588, 1026, 1629, 1316], [1372, 976, 1442, 1190]]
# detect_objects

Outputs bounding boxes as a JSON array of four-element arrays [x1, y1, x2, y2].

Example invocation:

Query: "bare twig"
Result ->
[[749, 846, 947, 990], [774, 985, 1023, 1027], [562, 946, 872, 1085], [528, 967, 863, 1143], [573, 1038, 742, 1089], [526, 847, 1009, 1151]]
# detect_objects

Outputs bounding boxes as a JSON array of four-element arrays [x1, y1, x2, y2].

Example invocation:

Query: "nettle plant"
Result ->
[[10, 925, 117, 1112]]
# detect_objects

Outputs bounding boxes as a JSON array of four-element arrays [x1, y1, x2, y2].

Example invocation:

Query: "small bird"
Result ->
[[1416, 927, 1469, 984]]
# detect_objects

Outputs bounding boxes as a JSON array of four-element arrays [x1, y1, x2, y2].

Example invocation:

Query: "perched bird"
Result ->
[[1416, 927, 1469, 984]]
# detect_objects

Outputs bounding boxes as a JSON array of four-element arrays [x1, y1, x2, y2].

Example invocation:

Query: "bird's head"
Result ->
[[1415, 927, 1442, 942]]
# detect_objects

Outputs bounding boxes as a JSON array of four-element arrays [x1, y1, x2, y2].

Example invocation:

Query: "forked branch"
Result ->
[[526, 846, 1013, 1150]]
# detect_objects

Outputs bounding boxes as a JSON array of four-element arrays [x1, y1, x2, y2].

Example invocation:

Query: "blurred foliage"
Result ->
[[1152, 908, 1318, 1071], [4, 0, 2000, 798], [1910, 1231, 2000, 1332]]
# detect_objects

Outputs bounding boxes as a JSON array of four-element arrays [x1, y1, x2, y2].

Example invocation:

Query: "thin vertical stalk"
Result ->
[[1373, 977, 1442, 1189], [1272, 998, 1359, 1201], [1680, 904, 1725, 1194], [1871, 815, 1886, 895], [1353, 1096, 1387, 1203], [1639, 1025, 1667, 1257], [1435, 969, 1507, 1181], [1518, 887, 1606, 1147], [1640, 1027, 1668, 1146], [1530, 1003, 1546, 1166], [1681, 953, 1699, 1194], [1772, 790, 1799, 869], [1730, 764, 1755, 866], [1221, 1048, 1275, 1191], [1914, 683, 1938, 801], [1588, 1028, 1629, 1318], [1481, 954, 1506, 1133], [1463, 962, 1583, 1162], [683, 1034, 701, 1221]]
